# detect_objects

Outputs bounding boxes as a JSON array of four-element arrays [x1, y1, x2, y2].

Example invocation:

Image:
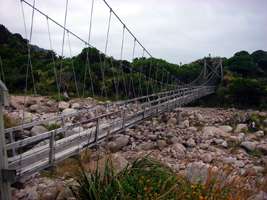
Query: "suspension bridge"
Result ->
[[0, 0, 223, 199]]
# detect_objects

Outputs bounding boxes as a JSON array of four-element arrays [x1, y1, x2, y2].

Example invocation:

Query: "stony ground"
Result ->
[[6, 96, 267, 200]]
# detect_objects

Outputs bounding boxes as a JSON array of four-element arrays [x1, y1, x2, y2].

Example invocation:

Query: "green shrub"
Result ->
[[70, 156, 250, 200]]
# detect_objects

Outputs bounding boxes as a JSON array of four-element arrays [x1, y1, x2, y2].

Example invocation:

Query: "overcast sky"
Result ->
[[0, 0, 267, 64]]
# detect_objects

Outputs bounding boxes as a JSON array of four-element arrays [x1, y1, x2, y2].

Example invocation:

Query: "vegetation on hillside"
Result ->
[[0, 24, 266, 107]]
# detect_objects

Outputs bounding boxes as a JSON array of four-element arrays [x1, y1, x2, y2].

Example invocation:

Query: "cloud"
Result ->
[[0, 0, 266, 63]]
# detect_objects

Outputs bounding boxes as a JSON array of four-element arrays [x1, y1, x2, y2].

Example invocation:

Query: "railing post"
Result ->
[[49, 130, 55, 166], [95, 118, 100, 145], [0, 80, 11, 200], [122, 109, 126, 130]]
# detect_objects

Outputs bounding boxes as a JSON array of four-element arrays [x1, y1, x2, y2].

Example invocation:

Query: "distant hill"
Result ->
[[0, 24, 266, 108]]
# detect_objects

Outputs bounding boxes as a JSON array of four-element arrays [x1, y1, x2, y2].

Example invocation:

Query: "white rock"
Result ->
[[71, 103, 80, 109], [167, 117, 177, 126], [218, 125, 233, 133], [107, 135, 130, 152], [62, 108, 76, 115], [31, 125, 48, 136], [170, 143, 186, 158], [221, 141, 228, 148], [241, 141, 257, 152], [58, 101, 70, 110], [202, 126, 226, 139], [235, 124, 248, 133]]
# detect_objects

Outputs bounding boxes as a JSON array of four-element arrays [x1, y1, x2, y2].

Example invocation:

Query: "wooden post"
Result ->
[[9, 131, 16, 157], [49, 131, 55, 166], [95, 118, 100, 145], [122, 110, 126, 130], [0, 80, 11, 200]]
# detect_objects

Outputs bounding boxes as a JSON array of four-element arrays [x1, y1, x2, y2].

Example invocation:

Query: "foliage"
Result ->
[[70, 156, 250, 200], [1, 24, 267, 108]]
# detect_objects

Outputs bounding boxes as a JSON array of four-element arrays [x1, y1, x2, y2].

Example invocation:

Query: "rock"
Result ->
[[234, 124, 248, 133], [46, 100, 55, 107], [71, 103, 80, 109], [186, 138, 196, 148], [107, 135, 130, 152], [137, 142, 155, 151], [72, 126, 84, 133], [238, 132, 245, 141], [167, 117, 177, 126], [257, 144, 267, 155], [40, 188, 59, 200], [112, 153, 129, 173], [148, 134, 157, 141], [201, 153, 213, 163], [214, 138, 224, 145], [202, 126, 226, 139], [157, 140, 167, 150], [21, 111, 35, 123], [186, 161, 210, 184], [169, 136, 179, 144], [221, 141, 228, 148], [62, 108, 76, 115], [248, 191, 267, 200], [58, 101, 70, 110], [26, 99, 37, 107], [31, 125, 48, 136], [195, 113, 204, 121], [161, 113, 169, 123], [240, 141, 257, 152], [255, 130, 264, 137], [29, 104, 42, 113], [178, 120, 190, 129], [218, 125, 233, 133], [263, 119, 267, 126], [170, 143, 186, 158], [187, 127, 197, 132]]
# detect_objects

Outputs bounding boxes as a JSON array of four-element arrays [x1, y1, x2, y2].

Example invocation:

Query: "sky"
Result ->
[[0, 0, 267, 64]]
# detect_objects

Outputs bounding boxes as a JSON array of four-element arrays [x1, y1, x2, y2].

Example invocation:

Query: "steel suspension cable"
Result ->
[[104, 9, 119, 98], [67, 32, 80, 97], [59, 0, 69, 96], [119, 25, 127, 97], [46, 17, 61, 114], [83, 0, 95, 98]]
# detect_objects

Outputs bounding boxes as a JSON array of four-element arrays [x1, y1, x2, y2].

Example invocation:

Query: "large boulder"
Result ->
[[240, 141, 257, 152], [62, 108, 76, 115], [31, 125, 48, 136], [137, 142, 155, 151], [186, 161, 211, 184], [257, 144, 267, 155], [178, 120, 190, 129], [71, 103, 80, 109], [218, 125, 233, 133], [186, 138, 196, 148], [167, 117, 177, 126], [202, 126, 227, 139], [58, 101, 70, 110], [107, 135, 130, 152], [170, 143, 186, 159], [234, 124, 248, 133]]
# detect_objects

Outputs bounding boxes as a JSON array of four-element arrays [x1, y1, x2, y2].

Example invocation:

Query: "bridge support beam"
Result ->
[[0, 80, 11, 200]]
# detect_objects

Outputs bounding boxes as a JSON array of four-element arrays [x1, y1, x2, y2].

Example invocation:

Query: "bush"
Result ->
[[70, 156, 250, 200]]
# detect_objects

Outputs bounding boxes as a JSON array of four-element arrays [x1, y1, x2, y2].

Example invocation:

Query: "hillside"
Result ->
[[0, 24, 266, 108]]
